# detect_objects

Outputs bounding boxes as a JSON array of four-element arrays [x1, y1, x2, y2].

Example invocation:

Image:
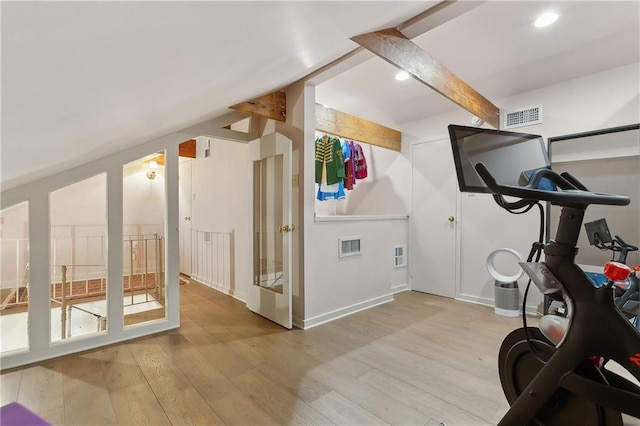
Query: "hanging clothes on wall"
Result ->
[[343, 140, 356, 191], [353, 143, 368, 180], [315, 135, 345, 201]]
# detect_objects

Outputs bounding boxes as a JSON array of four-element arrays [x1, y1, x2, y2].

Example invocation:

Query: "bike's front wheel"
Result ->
[[498, 327, 622, 426]]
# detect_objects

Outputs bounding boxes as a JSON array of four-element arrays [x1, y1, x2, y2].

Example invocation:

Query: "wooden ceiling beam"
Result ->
[[305, 1, 484, 87], [315, 104, 401, 152], [178, 139, 196, 158], [230, 91, 286, 122], [351, 27, 500, 129]]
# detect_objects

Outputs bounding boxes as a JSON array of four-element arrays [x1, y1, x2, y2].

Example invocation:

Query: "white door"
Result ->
[[178, 158, 192, 276], [247, 132, 293, 328], [412, 139, 457, 298]]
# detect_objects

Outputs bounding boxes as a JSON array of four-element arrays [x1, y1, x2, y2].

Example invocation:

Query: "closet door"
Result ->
[[247, 132, 293, 329], [411, 139, 457, 298]]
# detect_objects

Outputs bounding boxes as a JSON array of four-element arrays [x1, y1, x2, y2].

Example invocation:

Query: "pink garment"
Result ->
[[354, 143, 368, 180]]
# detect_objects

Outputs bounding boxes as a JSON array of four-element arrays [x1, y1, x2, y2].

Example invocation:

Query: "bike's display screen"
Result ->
[[448, 124, 550, 193]]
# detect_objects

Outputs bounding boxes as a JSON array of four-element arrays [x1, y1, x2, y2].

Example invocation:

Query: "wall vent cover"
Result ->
[[502, 105, 543, 129], [394, 244, 407, 268], [339, 237, 361, 258]]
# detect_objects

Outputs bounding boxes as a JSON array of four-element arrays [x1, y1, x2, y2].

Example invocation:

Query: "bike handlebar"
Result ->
[[614, 235, 639, 252], [474, 163, 630, 207]]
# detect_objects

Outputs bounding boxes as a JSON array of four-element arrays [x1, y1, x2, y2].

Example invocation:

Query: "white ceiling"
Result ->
[[2, 1, 639, 190], [1, 1, 433, 188], [317, 1, 640, 129]]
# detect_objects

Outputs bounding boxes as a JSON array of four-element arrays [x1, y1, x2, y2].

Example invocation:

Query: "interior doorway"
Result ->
[[411, 139, 458, 298]]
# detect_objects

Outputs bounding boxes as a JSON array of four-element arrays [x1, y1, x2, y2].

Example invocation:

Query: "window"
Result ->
[[0, 202, 30, 353], [50, 173, 107, 342]]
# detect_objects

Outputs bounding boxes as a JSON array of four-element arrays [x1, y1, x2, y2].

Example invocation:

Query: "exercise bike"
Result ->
[[584, 218, 639, 329], [544, 218, 639, 331], [448, 124, 640, 425]]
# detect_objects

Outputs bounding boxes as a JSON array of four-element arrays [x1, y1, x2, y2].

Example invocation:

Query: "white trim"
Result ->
[[1, 321, 178, 370], [315, 213, 409, 222], [296, 293, 395, 329], [391, 283, 410, 293]]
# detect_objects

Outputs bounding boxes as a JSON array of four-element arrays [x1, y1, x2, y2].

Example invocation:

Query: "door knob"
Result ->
[[279, 224, 295, 233], [185, 216, 191, 221], [448, 216, 455, 222]]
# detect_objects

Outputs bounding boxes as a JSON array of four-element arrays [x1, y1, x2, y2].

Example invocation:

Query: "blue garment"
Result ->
[[317, 182, 345, 201]]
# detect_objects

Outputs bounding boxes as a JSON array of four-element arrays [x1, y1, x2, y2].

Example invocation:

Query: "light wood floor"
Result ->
[[1, 280, 527, 425]]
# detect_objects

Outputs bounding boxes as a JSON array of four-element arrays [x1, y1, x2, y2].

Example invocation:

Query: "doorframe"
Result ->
[[178, 157, 192, 277], [409, 138, 461, 299], [246, 132, 293, 329]]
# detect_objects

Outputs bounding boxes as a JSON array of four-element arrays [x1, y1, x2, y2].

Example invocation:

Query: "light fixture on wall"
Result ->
[[146, 160, 158, 180]]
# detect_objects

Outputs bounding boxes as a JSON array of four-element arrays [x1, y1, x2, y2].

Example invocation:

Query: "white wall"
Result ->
[[50, 173, 107, 226], [315, 142, 412, 215], [123, 160, 165, 231], [189, 136, 251, 300], [275, 80, 307, 324], [0, 202, 29, 288], [303, 216, 409, 326], [301, 85, 411, 328], [402, 62, 640, 312]]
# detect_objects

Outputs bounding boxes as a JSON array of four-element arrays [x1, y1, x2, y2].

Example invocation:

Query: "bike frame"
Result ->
[[498, 205, 640, 424], [447, 123, 640, 423]]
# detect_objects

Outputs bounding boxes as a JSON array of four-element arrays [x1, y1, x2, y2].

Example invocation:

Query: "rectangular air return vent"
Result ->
[[502, 105, 543, 129], [339, 237, 361, 258], [394, 244, 407, 268]]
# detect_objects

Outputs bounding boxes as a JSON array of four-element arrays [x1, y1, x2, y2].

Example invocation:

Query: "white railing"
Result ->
[[190, 229, 233, 292], [123, 233, 165, 305], [49, 233, 165, 340], [0, 239, 29, 310], [1, 232, 165, 311]]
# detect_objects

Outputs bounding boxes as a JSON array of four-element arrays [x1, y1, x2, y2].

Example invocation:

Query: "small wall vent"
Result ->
[[502, 105, 543, 129], [394, 244, 407, 268], [339, 237, 361, 258]]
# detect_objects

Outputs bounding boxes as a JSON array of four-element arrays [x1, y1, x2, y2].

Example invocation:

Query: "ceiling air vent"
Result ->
[[502, 105, 543, 129]]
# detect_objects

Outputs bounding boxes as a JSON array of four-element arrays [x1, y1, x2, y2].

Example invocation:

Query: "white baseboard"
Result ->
[[190, 275, 246, 303], [296, 293, 395, 330], [391, 283, 410, 293]]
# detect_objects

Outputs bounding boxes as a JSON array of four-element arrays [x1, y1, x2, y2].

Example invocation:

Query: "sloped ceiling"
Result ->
[[2, 1, 639, 191], [1, 1, 434, 189]]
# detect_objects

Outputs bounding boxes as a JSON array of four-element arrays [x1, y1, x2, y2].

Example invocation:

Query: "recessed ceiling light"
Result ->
[[534, 12, 558, 28], [395, 70, 410, 81]]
